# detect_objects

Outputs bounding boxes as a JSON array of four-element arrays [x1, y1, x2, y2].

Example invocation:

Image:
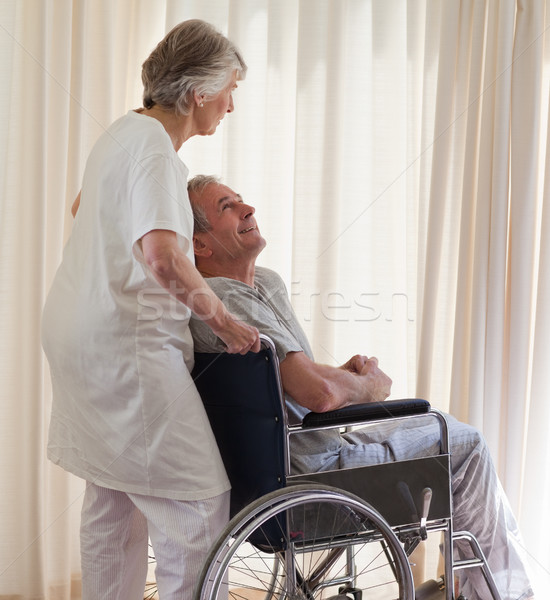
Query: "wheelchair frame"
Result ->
[[189, 335, 501, 600]]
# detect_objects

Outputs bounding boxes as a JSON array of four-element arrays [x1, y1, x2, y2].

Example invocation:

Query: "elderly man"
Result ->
[[187, 175, 534, 600]]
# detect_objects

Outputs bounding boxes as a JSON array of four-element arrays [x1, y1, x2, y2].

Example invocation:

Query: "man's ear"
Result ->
[[193, 234, 212, 258]]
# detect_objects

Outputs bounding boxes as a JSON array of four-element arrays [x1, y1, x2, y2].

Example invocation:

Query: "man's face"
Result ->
[[191, 183, 266, 262]]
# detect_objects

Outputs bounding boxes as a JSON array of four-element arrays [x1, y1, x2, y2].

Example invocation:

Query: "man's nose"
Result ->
[[241, 204, 255, 219]]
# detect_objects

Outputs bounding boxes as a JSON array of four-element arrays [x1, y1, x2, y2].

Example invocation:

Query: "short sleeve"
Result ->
[[130, 154, 192, 261]]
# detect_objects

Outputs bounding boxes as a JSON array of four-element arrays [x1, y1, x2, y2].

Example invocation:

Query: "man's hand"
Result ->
[[341, 355, 392, 402], [341, 354, 369, 374], [358, 357, 392, 402]]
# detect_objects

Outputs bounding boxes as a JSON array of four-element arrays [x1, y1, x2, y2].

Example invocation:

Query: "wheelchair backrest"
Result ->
[[192, 339, 287, 518]]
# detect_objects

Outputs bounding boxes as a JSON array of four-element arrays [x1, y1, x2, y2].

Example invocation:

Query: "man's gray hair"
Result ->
[[187, 175, 220, 233], [142, 20, 247, 116]]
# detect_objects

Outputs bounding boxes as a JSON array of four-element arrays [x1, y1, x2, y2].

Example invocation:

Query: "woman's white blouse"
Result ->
[[42, 111, 230, 500]]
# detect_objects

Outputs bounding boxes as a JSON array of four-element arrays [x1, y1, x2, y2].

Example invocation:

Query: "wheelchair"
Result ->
[[185, 335, 502, 600]]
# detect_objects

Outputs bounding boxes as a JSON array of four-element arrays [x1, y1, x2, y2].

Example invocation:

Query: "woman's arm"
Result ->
[[71, 191, 81, 217], [141, 228, 260, 354]]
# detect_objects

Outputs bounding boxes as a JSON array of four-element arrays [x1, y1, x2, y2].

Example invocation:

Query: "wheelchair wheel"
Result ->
[[194, 484, 414, 600]]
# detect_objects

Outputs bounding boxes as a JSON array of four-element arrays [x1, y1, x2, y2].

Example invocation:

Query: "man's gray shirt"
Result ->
[[189, 266, 344, 473]]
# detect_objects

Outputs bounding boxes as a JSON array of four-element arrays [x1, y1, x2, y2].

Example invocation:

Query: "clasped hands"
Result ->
[[340, 354, 392, 402]]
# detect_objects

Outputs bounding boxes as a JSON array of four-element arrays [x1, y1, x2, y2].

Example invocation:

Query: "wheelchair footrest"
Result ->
[[338, 586, 362, 600]]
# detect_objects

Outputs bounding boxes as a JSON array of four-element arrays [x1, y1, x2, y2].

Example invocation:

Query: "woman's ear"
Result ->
[[193, 235, 212, 258], [192, 90, 205, 108]]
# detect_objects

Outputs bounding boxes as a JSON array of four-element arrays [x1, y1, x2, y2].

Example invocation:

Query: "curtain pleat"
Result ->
[[505, 0, 545, 503], [1, 0, 548, 597], [1, 2, 80, 598], [521, 82, 550, 590]]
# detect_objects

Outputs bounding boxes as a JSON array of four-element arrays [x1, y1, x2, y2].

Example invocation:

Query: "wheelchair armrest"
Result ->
[[301, 398, 431, 428]]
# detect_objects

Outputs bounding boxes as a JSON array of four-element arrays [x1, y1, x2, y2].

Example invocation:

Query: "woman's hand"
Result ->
[[212, 315, 261, 355]]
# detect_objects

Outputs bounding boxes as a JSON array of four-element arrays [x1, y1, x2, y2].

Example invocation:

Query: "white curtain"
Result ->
[[0, 0, 548, 597]]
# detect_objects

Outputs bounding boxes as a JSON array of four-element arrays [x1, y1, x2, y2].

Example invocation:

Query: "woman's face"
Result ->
[[195, 71, 239, 136]]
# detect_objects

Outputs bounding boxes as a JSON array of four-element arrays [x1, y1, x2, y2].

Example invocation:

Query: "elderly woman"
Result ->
[[42, 20, 259, 600]]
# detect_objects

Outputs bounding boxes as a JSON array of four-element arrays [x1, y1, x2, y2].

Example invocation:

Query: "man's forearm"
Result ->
[[280, 351, 391, 413]]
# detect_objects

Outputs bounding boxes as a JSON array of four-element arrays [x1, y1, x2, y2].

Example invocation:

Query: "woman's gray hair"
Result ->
[[187, 175, 221, 233], [142, 20, 247, 116]]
